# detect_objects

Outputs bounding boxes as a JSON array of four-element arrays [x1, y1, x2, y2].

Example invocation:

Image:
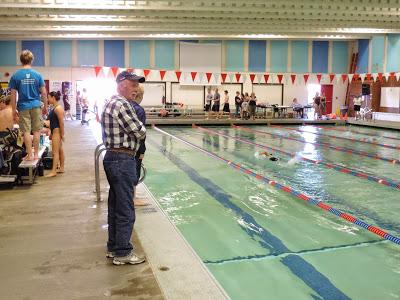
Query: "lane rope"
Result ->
[[271, 125, 400, 150], [153, 125, 400, 246], [314, 125, 400, 142], [194, 125, 400, 191], [234, 125, 400, 165]]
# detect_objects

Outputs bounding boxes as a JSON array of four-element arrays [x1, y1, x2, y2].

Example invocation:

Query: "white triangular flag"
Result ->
[[336, 74, 342, 84], [197, 72, 204, 83], [256, 73, 263, 84], [102, 67, 110, 77], [214, 73, 220, 84], [348, 74, 354, 82], [396, 73, 400, 81], [372, 73, 378, 82], [360, 73, 366, 83], [228, 73, 234, 83]]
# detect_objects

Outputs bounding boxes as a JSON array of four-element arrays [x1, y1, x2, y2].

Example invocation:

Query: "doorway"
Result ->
[[321, 84, 333, 114]]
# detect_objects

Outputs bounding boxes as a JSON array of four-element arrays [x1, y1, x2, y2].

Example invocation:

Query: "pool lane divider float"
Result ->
[[313, 125, 400, 142], [194, 125, 400, 191], [234, 125, 400, 165], [153, 125, 400, 246], [271, 125, 400, 150]]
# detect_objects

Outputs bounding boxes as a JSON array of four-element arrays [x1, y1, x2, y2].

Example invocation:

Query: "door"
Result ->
[[321, 84, 333, 114]]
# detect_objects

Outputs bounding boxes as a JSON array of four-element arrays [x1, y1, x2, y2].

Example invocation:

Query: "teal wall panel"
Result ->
[[270, 41, 288, 72], [77, 40, 98, 66], [371, 36, 385, 73], [332, 41, 349, 74], [387, 34, 400, 72], [155, 40, 175, 70], [50, 40, 72, 67], [291, 41, 308, 73], [0, 41, 16, 66], [129, 40, 150, 69], [225, 40, 244, 71]]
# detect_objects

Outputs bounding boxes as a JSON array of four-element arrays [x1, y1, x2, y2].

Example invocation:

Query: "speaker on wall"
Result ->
[[362, 84, 371, 95]]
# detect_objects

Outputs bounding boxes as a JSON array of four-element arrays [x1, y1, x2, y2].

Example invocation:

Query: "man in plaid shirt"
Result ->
[[101, 71, 146, 265]]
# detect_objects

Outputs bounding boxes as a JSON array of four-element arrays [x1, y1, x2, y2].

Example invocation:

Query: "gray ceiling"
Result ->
[[0, 0, 399, 40]]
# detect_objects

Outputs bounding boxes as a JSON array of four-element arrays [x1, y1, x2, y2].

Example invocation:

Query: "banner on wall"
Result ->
[[50, 81, 62, 93]]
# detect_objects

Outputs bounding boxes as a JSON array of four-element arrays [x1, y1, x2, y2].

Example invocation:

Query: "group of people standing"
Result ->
[[205, 88, 258, 120]]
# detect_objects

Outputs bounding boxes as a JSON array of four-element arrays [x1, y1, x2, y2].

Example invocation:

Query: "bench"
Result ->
[[18, 146, 46, 184]]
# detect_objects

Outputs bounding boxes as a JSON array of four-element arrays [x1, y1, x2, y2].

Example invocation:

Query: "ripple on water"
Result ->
[[158, 190, 200, 225]]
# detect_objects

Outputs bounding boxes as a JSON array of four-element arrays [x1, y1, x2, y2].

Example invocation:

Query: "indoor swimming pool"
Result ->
[[143, 125, 400, 300]]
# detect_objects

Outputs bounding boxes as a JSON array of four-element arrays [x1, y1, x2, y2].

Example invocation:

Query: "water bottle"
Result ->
[[40, 134, 44, 146]]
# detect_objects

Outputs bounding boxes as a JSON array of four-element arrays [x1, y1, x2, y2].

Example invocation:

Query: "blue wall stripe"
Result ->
[[270, 41, 288, 72], [104, 40, 124, 67], [312, 41, 329, 73], [50, 40, 72, 67], [0, 41, 16, 66], [248, 40, 266, 72], [155, 40, 175, 70], [225, 40, 245, 71], [291, 41, 308, 73], [387, 34, 400, 72], [77, 40, 99, 66], [332, 41, 349, 74], [129, 40, 150, 69], [21, 40, 45, 66], [357, 40, 369, 74], [371, 36, 385, 73]]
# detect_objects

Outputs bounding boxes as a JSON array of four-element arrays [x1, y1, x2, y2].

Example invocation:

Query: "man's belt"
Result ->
[[108, 147, 135, 156]]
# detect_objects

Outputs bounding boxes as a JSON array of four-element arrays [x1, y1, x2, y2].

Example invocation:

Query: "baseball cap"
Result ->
[[116, 71, 145, 83]]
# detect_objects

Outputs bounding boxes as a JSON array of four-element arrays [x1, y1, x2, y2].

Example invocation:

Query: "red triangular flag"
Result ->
[[221, 73, 227, 83], [389, 72, 396, 79], [235, 73, 241, 82], [341, 74, 347, 83], [264, 74, 269, 83], [94, 66, 102, 77], [206, 72, 212, 83], [329, 74, 335, 83], [290, 74, 296, 84], [378, 73, 383, 82], [144, 69, 150, 78], [250, 74, 256, 83], [111, 66, 119, 77], [191, 72, 197, 81], [366, 73, 372, 81], [316, 74, 322, 83], [303, 74, 309, 84], [159, 70, 166, 80], [175, 71, 182, 81], [277, 74, 283, 84], [353, 74, 359, 82]]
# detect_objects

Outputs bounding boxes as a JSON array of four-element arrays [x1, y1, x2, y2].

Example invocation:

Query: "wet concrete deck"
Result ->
[[347, 118, 400, 130], [0, 122, 163, 300]]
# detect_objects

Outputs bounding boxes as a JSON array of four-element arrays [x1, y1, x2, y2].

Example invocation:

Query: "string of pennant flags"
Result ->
[[93, 66, 400, 85]]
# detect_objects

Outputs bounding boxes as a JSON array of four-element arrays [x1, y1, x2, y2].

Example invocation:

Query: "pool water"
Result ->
[[143, 125, 400, 300]]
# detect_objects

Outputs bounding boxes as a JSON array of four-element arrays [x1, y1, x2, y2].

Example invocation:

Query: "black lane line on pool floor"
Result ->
[[184, 128, 400, 235], [148, 135, 351, 300]]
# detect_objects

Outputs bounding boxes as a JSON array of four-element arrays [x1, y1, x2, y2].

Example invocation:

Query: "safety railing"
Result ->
[[94, 143, 146, 202]]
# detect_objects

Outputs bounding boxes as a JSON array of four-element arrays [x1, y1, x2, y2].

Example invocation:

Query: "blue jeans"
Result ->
[[235, 104, 241, 117], [103, 151, 137, 257]]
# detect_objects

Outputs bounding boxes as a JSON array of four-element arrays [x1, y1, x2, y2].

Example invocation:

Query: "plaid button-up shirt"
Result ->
[[101, 94, 146, 153]]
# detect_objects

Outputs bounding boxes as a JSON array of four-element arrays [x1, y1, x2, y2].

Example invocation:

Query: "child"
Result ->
[[131, 85, 148, 206], [241, 98, 249, 120], [44, 91, 65, 177]]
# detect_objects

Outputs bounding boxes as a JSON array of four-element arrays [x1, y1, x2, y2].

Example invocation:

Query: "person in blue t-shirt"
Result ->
[[9, 50, 48, 161], [131, 84, 148, 206]]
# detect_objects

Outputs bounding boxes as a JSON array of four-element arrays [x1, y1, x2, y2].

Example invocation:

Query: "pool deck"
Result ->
[[347, 117, 400, 131]]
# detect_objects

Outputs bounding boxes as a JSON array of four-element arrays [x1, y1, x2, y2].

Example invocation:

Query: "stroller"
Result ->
[[0, 128, 25, 185]]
